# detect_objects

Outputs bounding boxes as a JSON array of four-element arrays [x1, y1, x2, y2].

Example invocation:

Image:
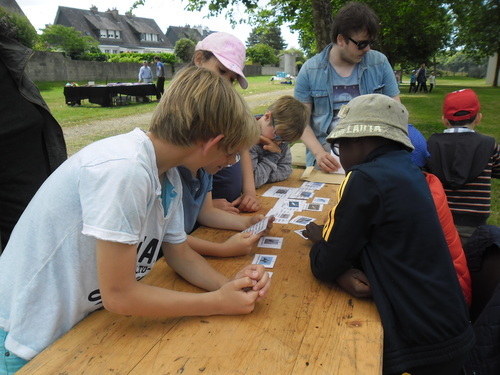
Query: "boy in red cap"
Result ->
[[426, 89, 500, 243]]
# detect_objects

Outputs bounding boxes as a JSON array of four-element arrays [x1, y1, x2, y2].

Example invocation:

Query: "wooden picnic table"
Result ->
[[17, 168, 382, 375]]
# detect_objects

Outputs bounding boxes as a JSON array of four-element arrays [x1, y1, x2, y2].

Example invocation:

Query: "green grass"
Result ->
[[37, 75, 499, 226]]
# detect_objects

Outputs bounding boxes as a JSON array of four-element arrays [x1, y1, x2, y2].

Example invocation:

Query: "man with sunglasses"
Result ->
[[295, 1, 400, 173]]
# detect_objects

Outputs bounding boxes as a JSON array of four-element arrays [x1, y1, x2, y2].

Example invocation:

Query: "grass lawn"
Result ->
[[37, 75, 499, 226]]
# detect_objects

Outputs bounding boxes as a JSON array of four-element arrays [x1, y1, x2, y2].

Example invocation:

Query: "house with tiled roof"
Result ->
[[54, 6, 173, 54], [165, 25, 213, 47]]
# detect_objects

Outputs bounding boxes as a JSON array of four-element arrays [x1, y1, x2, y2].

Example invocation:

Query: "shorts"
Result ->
[[0, 329, 28, 375]]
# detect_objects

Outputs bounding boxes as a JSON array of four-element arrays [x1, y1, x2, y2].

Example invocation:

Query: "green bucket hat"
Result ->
[[326, 94, 414, 150]]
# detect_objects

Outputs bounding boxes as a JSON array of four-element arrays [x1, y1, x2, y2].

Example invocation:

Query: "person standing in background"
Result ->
[[138, 60, 153, 83], [294, 1, 400, 172], [154, 55, 165, 100], [429, 72, 436, 93]]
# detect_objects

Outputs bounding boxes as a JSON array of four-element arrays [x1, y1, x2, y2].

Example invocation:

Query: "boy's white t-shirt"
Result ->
[[0, 128, 186, 360]]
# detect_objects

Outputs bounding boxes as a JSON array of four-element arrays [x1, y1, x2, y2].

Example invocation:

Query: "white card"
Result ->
[[262, 186, 294, 198], [300, 181, 325, 190], [289, 215, 316, 226], [289, 188, 315, 200], [267, 209, 294, 224], [304, 203, 323, 212], [295, 229, 308, 239], [252, 254, 277, 268], [242, 217, 270, 235], [313, 197, 330, 205], [285, 199, 306, 211], [258, 236, 283, 249]]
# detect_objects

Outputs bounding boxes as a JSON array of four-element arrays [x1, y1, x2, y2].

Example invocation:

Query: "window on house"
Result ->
[[100, 30, 107, 38]]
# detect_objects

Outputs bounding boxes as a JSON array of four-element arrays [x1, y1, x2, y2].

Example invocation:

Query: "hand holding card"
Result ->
[[242, 216, 272, 235]]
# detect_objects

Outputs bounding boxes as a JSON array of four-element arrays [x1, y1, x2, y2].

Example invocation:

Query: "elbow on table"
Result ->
[[101, 288, 136, 316]]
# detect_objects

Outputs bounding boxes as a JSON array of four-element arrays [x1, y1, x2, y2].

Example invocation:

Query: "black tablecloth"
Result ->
[[64, 84, 157, 107]]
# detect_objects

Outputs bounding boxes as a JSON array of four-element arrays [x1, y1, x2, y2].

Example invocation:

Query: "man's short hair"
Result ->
[[269, 96, 309, 143], [332, 2, 380, 44], [149, 66, 259, 152]]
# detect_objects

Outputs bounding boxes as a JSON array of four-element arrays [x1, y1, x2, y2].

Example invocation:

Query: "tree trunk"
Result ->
[[494, 50, 500, 87], [311, 0, 333, 53]]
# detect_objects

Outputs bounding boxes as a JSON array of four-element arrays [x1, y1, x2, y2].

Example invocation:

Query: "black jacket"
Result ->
[[310, 146, 475, 374]]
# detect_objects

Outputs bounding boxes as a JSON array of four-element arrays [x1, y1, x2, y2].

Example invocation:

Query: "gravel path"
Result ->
[[63, 88, 294, 156]]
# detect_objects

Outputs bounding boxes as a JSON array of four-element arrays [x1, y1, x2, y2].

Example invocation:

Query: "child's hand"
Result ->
[[232, 193, 261, 212], [216, 278, 262, 315], [259, 135, 282, 154], [223, 232, 261, 256], [233, 264, 271, 301], [336, 268, 372, 298], [303, 222, 324, 243], [212, 198, 240, 214]]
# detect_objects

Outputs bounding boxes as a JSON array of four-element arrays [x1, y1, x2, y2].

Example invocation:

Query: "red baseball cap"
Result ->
[[443, 89, 480, 121]]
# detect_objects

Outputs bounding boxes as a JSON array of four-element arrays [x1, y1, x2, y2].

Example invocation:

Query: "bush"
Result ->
[[0, 6, 38, 48]]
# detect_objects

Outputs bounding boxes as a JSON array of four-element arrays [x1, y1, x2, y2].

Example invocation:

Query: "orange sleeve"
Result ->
[[425, 172, 472, 306]]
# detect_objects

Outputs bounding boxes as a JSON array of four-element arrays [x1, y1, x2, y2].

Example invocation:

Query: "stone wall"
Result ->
[[26, 51, 264, 83]]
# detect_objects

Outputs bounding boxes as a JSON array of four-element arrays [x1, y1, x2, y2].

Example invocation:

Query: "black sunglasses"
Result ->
[[346, 36, 375, 50]]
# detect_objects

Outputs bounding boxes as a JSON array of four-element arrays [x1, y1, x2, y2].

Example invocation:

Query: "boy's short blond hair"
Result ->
[[269, 95, 309, 143], [149, 66, 259, 152]]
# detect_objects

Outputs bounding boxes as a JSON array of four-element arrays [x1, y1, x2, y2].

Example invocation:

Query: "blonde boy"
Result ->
[[0, 67, 270, 372], [252, 95, 309, 188]]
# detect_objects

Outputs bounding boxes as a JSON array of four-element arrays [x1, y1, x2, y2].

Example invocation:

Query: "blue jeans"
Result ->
[[0, 329, 28, 375]]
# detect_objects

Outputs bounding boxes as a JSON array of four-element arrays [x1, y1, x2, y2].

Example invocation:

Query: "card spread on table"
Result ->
[[313, 197, 330, 205], [301, 181, 325, 190], [304, 203, 323, 212], [289, 188, 315, 200], [267, 209, 293, 224], [262, 185, 294, 198], [242, 217, 270, 235], [289, 215, 316, 226], [295, 229, 308, 239], [258, 236, 283, 249], [252, 254, 277, 268]]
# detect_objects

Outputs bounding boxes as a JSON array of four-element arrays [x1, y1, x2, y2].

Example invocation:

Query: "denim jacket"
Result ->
[[294, 44, 399, 166]]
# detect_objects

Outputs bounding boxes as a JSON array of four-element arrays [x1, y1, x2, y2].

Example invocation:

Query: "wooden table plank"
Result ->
[[17, 168, 382, 375]]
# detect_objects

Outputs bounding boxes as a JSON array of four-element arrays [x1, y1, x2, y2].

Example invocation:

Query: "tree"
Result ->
[[0, 6, 38, 48], [451, 0, 500, 86], [175, 38, 196, 63], [246, 43, 279, 65], [131, 0, 452, 67], [246, 25, 287, 51], [364, 0, 452, 68], [39, 24, 99, 59]]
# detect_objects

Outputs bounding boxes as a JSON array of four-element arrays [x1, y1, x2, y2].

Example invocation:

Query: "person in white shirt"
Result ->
[[0, 66, 271, 374]]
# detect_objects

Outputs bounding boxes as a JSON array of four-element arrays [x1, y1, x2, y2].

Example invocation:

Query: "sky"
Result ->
[[17, 0, 300, 49]]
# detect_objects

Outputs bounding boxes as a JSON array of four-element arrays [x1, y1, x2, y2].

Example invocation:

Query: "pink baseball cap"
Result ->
[[195, 32, 248, 89]]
